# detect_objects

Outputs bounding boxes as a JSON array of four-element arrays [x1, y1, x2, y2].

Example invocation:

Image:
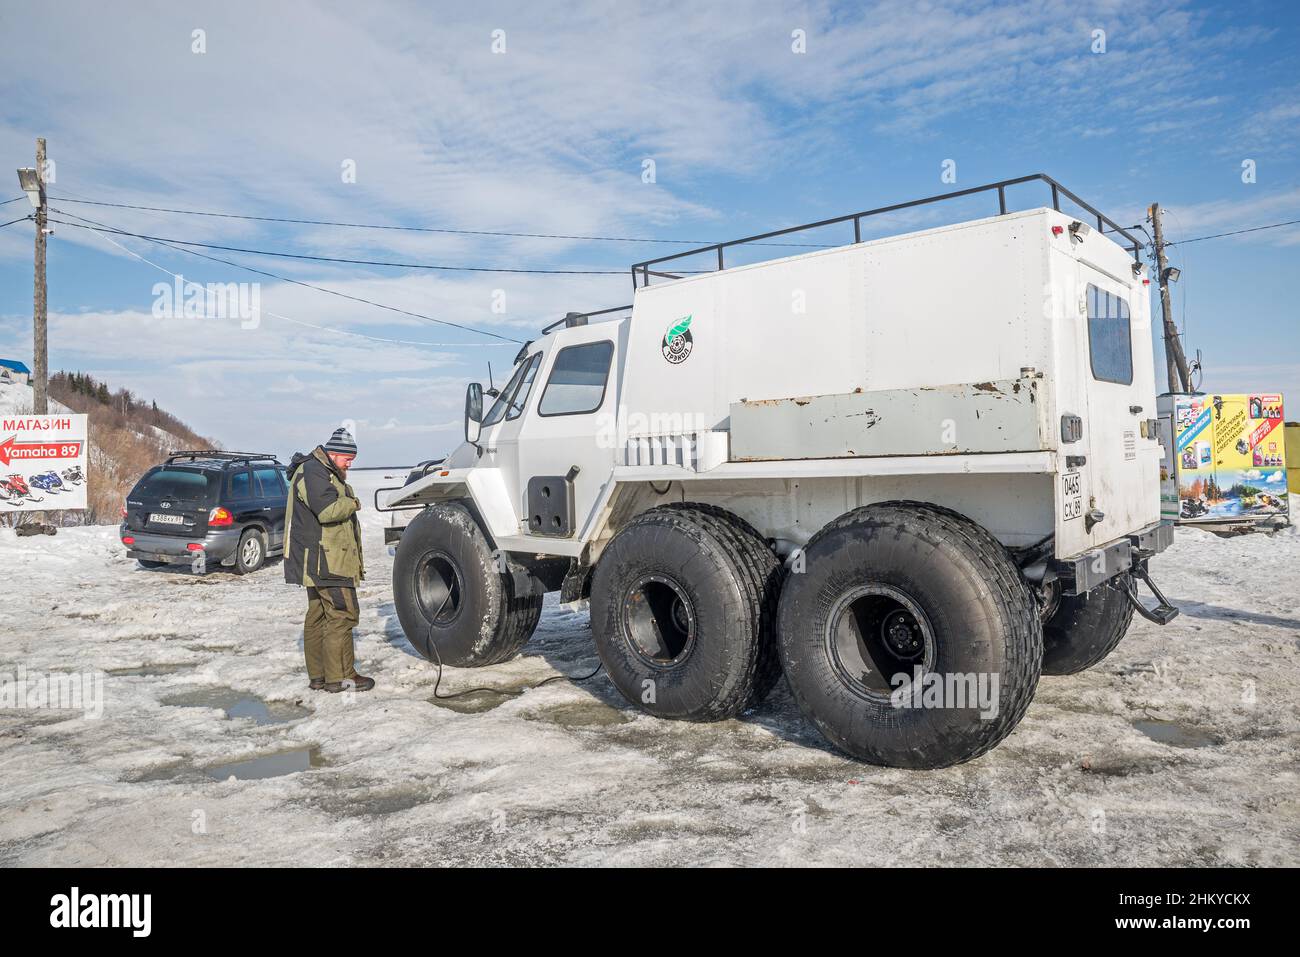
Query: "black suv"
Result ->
[[120, 451, 288, 574]]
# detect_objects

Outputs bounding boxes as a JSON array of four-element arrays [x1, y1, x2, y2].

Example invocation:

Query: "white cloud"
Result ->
[[0, 0, 1289, 462]]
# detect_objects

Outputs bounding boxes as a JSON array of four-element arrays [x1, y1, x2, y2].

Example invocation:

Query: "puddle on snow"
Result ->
[[426, 689, 516, 714], [108, 663, 199, 677], [205, 747, 325, 781], [1133, 719, 1218, 749], [527, 699, 632, 728], [162, 686, 310, 725], [132, 747, 327, 783]]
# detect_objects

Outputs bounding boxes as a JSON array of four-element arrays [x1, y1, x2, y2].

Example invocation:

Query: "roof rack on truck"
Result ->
[[629, 172, 1144, 289]]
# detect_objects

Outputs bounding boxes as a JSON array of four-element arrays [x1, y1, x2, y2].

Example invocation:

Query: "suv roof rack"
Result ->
[[630, 173, 1144, 289], [166, 450, 281, 466]]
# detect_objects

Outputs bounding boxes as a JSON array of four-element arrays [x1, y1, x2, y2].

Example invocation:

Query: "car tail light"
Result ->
[[187, 543, 205, 551], [121, 535, 135, 545], [208, 507, 233, 527]]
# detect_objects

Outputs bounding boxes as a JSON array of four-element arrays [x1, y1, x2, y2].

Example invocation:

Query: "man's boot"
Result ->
[[324, 673, 375, 693], [308, 677, 326, 691]]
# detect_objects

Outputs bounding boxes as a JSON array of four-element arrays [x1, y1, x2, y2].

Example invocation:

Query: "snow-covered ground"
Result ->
[[1, 469, 1297, 866]]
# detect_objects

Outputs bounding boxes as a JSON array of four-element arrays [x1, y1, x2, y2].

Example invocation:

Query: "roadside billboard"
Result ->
[[1161, 393, 1288, 524], [0, 414, 89, 511]]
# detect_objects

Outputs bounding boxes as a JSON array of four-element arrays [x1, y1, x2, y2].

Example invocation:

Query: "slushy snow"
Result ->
[[1, 469, 1297, 866]]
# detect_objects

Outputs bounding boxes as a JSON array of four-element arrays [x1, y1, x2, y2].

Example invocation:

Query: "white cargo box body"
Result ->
[[617, 207, 1160, 559]]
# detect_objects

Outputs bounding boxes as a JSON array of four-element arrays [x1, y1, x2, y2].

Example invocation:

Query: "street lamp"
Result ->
[[1162, 266, 1181, 284], [17, 167, 43, 208]]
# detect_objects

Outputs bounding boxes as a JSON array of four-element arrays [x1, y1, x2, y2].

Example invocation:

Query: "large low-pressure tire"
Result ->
[[590, 504, 779, 721], [393, 502, 542, 667], [777, 501, 1043, 769], [1041, 576, 1135, 675], [658, 502, 785, 708]]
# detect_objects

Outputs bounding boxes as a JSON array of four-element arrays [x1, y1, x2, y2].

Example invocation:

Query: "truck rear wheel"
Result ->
[[590, 504, 777, 721], [776, 502, 1042, 769], [1042, 577, 1134, 675], [393, 502, 542, 667]]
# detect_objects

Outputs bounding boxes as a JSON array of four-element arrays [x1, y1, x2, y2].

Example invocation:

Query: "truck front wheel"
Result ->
[[777, 502, 1043, 769], [590, 504, 776, 721], [1041, 577, 1134, 675], [393, 502, 542, 667]]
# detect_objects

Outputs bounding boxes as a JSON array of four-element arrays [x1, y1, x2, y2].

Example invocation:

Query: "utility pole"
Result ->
[[1148, 202, 1191, 394], [32, 137, 49, 415]]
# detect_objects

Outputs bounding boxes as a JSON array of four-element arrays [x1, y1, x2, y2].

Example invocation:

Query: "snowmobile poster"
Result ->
[[1168, 393, 1288, 524], [0, 414, 88, 512]]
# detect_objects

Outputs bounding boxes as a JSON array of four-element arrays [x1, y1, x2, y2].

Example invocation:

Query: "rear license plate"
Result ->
[[1062, 472, 1082, 521], [150, 513, 185, 526]]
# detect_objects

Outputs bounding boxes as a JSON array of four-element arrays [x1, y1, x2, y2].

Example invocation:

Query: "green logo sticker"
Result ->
[[662, 314, 693, 364]]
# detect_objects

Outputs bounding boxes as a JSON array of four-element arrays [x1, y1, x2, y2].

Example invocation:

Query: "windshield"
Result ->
[[481, 353, 541, 427], [133, 467, 220, 503]]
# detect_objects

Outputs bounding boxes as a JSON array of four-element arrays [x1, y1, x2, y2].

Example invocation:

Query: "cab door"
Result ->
[[477, 350, 545, 532], [1078, 266, 1161, 545], [514, 323, 624, 540]]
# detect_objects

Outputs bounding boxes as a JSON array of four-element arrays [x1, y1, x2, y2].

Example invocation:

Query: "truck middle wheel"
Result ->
[[392, 501, 543, 667], [1041, 577, 1135, 675], [777, 501, 1043, 769], [590, 504, 782, 721]]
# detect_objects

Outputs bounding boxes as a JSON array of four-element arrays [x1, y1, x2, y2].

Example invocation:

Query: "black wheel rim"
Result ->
[[416, 550, 464, 626], [826, 583, 935, 701], [623, 574, 696, 665]]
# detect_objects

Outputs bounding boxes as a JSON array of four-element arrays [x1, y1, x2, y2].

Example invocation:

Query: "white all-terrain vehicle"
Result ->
[[384, 174, 1179, 768]]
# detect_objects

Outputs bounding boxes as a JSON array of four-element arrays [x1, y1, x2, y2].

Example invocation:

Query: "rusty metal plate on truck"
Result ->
[[729, 376, 1048, 461]]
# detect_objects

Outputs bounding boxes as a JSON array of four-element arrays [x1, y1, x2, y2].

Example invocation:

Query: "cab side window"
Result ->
[[538, 341, 614, 416], [1086, 284, 1133, 385]]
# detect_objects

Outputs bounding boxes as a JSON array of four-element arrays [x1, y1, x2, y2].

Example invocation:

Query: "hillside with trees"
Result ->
[[0, 371, 220, 526]]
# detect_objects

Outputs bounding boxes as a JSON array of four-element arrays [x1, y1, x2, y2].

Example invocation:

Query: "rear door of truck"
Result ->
[[1076, 259, 1161, 547]]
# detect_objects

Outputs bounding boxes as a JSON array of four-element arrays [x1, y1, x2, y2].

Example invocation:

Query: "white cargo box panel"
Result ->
[[618, 209, 1057, 443], [729, 376, 1050, 461]]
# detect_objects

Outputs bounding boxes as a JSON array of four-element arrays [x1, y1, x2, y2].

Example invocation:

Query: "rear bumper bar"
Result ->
[[120, 526, 241, 565], [1054, 520, 1175, 597]]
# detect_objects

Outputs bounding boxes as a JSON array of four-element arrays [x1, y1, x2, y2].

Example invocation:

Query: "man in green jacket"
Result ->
[[284, 427, 373, 693]]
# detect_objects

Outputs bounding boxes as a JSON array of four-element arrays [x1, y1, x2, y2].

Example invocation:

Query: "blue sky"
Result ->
[[1, 0, 1298, 463]]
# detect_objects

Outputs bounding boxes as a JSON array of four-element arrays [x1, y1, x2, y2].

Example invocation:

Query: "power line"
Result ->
[[56, 208, 522, 344], [1167, 218, 1300, 246], [72, 217, 520, 349], [0, 215, 31, 229], [47, 212, 630, 275], [48, 193, 832, 248], [1, 196, 26, 206]]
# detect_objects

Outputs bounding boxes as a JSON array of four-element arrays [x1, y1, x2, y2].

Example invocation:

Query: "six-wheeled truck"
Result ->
[[383, 174, 1180, 768]]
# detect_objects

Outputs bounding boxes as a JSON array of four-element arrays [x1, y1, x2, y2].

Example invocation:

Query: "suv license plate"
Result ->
[[150, 513, 185, 526]]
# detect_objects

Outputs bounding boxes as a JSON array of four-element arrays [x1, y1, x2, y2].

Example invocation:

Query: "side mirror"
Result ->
[[465, 382, 484, 444]]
